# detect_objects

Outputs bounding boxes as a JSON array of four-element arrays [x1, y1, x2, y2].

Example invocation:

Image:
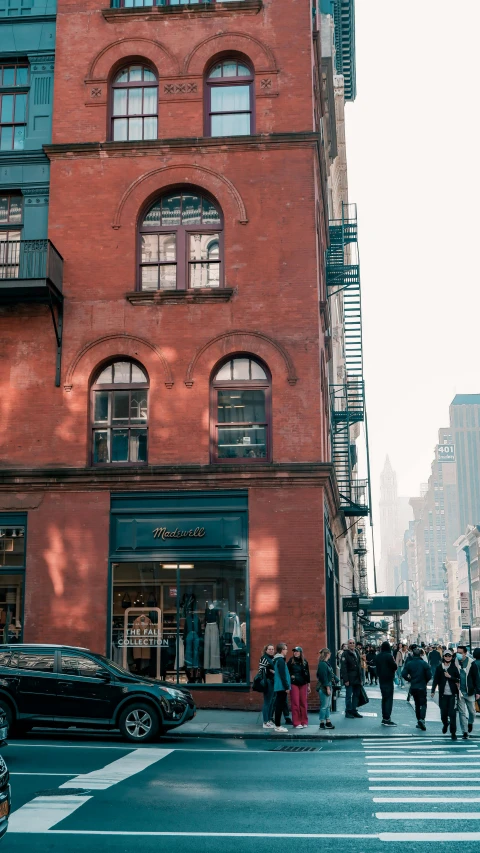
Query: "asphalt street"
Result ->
[[3, 727, 480, 853]]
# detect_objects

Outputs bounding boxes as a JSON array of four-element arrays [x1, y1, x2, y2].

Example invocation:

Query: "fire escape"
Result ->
[[327, 202, 370, 518]]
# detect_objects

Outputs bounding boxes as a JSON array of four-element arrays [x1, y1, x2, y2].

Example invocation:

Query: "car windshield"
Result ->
[[90, 653, 135, 678]]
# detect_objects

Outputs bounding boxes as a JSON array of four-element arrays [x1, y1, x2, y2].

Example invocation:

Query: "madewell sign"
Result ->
[[153, 526, 206, 541]]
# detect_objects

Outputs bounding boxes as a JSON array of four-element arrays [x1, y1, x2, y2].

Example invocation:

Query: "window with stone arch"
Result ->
[[110, 63, 158, 142], [205, 57, 254, 137], [211, 355, 271, 463], [139, 189, 223, 292], [91, 360, 149, 465]]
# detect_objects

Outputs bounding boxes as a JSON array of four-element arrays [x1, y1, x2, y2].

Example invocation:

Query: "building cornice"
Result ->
[[102, 0, 262, 21], [44, 132, 318, 160]]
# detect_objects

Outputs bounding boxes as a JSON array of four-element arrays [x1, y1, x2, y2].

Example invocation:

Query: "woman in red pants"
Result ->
[[287, 646, 311, 728]]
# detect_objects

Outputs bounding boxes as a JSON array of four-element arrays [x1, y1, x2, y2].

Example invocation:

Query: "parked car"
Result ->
[[0, 754, 10, 838], [0, 645, 196, 743]]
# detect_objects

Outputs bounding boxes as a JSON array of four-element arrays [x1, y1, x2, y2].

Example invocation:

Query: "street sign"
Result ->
[[437, 443, 455, 462], [343, 597, 359, 612], [460, 591, 471, 627]]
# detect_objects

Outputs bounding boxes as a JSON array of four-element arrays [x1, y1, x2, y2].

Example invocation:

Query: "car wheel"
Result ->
[[0, 700, 13, 731], [118, 703, 160, 743]]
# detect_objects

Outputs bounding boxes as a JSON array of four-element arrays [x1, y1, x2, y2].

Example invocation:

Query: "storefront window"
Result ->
[[111, 560, 247, 685], [0, 517, 25, 644]]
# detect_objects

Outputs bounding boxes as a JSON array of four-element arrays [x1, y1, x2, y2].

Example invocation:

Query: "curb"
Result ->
[[167, 729, 461, 742]]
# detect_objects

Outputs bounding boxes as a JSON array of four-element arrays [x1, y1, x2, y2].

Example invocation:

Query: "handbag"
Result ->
[[357, 684, 369, 707], [121, 593, 131, 610], [252, 671, 267, 693]]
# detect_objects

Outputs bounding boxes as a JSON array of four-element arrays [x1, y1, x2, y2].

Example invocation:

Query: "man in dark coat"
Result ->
[[374, 641, 397, 726], [431, 649, 460, 740], [402, 647, 432, 730], [340, 637, 363, 718]]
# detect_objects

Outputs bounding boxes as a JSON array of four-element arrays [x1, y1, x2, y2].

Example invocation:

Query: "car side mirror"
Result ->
[[95, 670, 111, 681]]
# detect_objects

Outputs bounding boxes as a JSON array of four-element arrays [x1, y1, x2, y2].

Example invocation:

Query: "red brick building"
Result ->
[[0, 0, 365, 706]]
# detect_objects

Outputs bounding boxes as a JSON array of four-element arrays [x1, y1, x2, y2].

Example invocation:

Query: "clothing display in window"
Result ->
[[132, 614, 152, 660], [175, 638, 185, 670], [204, 622, 220, 670]]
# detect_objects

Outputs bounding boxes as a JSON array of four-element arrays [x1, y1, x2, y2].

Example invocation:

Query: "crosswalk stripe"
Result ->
[[8, 796, 92, 833], [370, 787, 480, 791], [374, 798, 480, 803], [376, 813, 480, 820], [59, 748, 173, 791], [369, 778, 480, 782], [379, 833, 480, 842]]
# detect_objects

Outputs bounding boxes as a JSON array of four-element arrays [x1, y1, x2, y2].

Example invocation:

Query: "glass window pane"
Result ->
[[113, 390, 130, 420], [232, 358, 250, 380], [128, 88, 143, 116], [0, 126, 11, 150], [9, 196, 22, 223], [14, 93, 26, 123], [93, 430, 109, 463], [161, 194, 181, 226], [16, 652, 54, 672], [131, 364, 147, 383], [62, 654, 105, 677], [0, 574, 23, 642], [130, 392, 148, 420], [141, 234, 158, 263], [141, 266, 158, 291], [217, 389, 265, 423], [128, 66, 143, 82], [237, 63, 251, 76], [208, 64, 223, 78], [97, 365, 113, 384], [159, 234, 176, 262], [0, 198, 8, 224], [143, 68, 156, 81], [2, 68, 14, 86], [215, 361, 232, 380], [222, 62, 238, 77], [113, 88, 127, 116], [142, 201, 161, 227], [143, 117, 157, 140], [112, 118, 128, 141], [250, 360, 267, 380], [113, 362, 131, 384], [189, 233, 220, 261], [217, 425, 266, 459], [130, 429, 147, 462], [13, 126, 25, 150], [115, 68, 129, 83], [94, 391, 109, 422], [181, 194, 202, 225], [211, 112, 250, 137], [159, 265, 177, 290], [211, 85, 250, 112], [143, 87, 157, 115], [128, 116, 143, 140], [202, 198, 221, 225], [15, 67, 28, 86], [112, 430, 129, 462], [190, 262, 219, 289], [1, 95, 13, 123], [0, 528, 25, 568]]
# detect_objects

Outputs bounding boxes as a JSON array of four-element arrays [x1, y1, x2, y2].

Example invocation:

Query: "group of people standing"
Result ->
[[258, 643, 338, 732]]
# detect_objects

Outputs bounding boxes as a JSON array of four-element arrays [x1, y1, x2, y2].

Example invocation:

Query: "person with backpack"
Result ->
[[431, 649, 460, 740], [287, 646, 311, 728], [402, 647, 432, 730], [258, 643, 276, 729]]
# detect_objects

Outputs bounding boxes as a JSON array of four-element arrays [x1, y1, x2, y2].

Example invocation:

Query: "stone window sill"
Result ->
[[126, 288, 234, 305], [103, 0, 262, 21]]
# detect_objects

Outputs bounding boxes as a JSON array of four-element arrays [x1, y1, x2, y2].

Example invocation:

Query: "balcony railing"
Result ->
[[111, 0, 242, 6], [0, 239, 63, 296], [338, 478, 369, 517]]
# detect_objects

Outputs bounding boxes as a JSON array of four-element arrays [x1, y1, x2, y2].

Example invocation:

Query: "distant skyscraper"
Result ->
[[450, 395, 480, 533], [379, 457, 412, 594]]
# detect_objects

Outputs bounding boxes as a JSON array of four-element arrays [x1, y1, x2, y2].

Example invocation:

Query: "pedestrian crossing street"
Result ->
[[363, 735, 480, 842]]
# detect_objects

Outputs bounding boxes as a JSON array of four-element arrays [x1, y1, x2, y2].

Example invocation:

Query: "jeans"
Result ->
[[319, 688, 332, 721], [345, 683, 361, 713], [274, 690, 287, 727], [439, 694, 457, 734], [185, 631, 200, 668], [290, 684, 308, 726], [457, 693, 476, 733], [411, 687, 427, 721], [262, 680, 275, 723], [379, 680, 394, 721]]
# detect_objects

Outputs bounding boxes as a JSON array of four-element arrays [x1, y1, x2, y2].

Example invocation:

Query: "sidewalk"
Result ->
[[170, 685, 454, 740]]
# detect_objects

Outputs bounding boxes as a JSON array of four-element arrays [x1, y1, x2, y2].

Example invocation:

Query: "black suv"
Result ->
[[0, 645, 196, 743], [0, 754, 9, 838]]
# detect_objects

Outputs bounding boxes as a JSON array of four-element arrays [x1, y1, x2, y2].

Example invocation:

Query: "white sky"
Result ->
[[345, 0, 480, 524]]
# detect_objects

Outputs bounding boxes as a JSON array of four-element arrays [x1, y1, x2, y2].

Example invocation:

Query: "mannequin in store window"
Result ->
[[204, 601, 220, 670]]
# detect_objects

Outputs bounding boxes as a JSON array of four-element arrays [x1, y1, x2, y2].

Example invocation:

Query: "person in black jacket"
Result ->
[[340, 638, 363, 718], [374, 641, 397, 726], [431, 649, 460, 740], [287, 646, 311, 728], [402, 647, 432, 730]]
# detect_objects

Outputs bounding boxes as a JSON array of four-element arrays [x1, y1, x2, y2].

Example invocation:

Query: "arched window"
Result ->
[[211, 356, 271, 463], [111, 65, 158, 142], [139, 190, 222, 291], [205, 59, 254, 137], [91, 360, 148, 465]]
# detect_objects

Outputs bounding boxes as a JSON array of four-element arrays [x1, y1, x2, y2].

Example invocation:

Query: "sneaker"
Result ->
[[319, 722, 326, 729], [469, 723, 473, 733], [463, 732, 469, 740], [382, 720, 397, 727], [345, 712, 356, 718], [353, 711, 363, 718], [263, 722, 274, 729], [325, 720, 335, 729], [417, 720, 426, 731], [274, 725, 288, 733], [442, 724, 448, 734], [294, 725, 303, 729], [452, 733, 458, 741]]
